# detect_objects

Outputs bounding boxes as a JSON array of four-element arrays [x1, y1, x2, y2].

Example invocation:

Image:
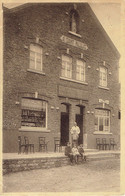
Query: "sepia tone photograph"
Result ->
[[1, 0, 125, 195]]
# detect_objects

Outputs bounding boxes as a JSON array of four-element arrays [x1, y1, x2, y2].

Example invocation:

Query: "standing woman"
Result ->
[[70, 122, 80, 147]]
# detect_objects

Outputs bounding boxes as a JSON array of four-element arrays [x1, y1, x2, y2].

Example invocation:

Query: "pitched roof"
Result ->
[[3, 2, 120, 58]]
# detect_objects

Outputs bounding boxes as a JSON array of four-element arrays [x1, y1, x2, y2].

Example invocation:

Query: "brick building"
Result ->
[[3, 3, 120, 153]]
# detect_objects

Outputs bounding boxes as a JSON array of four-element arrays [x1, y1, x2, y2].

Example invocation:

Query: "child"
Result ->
[[65, 142, 73, 164], [78, 144, 86, 162], [71, 144, 80, 164]]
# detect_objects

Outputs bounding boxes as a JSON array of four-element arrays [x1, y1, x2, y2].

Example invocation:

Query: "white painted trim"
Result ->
[[93, 131, 112, 135], [19, 127, 51, 132], [60, 77, 88, 85], [98, 86, 109, 90], [27, 69, 45, 75], [68, 31, 82, 38]]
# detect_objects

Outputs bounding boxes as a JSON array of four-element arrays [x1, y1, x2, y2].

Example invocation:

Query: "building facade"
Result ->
[[3, 3, 120, 153]]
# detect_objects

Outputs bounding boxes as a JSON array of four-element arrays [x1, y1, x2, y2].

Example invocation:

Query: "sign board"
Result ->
[[60, 35, 88, 50]]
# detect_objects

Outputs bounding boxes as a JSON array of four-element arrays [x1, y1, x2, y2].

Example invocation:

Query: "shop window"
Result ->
[[99, 67, 107, 87], [76, 59, 85, 82], [21, 98, 47, 128], [94, 109, 110, 132], [30, 44, 43, 71], [70, 10, 79, 34], [61, 55, 72, 79]]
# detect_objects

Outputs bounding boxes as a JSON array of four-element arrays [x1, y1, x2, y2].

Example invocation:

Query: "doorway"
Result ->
[[60, 104, 69, 146], [75, 106, 84, 145]]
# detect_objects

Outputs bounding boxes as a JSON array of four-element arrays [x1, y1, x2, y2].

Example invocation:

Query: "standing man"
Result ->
[[70, 122, 80, 147]]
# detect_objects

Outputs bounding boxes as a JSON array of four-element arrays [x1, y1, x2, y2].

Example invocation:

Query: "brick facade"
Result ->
[[3, 3, 120, 153]]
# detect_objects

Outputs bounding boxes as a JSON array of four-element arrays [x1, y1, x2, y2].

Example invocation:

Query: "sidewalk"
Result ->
[[3, 149, 120, 160]]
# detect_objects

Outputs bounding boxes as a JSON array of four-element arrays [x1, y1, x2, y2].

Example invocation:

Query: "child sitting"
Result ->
[[78, 144, 86, 162], [71, 144, 80, 164], [65, 142, 73, 164]]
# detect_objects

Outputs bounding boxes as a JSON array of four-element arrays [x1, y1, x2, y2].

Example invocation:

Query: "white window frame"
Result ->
[[30, 44, 43, 71], [76, 59, 85, 82], [94, 109, 110, 132], [61, 55, 72, 79], [99, 66, 107, 87], [21, 98, 47, 130]]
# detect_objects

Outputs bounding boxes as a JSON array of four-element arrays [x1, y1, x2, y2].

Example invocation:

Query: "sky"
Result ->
[[3, 2, 121, 54], [89, 3, 121, 53]]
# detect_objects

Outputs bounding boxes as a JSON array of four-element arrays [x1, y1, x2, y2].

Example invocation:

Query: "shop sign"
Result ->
[[60, 35, 88, 50]]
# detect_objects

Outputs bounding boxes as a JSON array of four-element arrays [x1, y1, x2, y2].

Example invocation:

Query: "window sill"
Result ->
[[98, 86, 109, 90], [93, 131, 112, 135], [68, 31, 82, 38], [60, 77, 88, 85], [19, 127, 51, 132], [27, 69, 45, 76]]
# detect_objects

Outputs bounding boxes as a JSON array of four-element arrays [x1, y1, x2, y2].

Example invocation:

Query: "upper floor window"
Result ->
[[70, 10, 79, 34], [76, 60, 85, 82], [30, 44, 43, 71], [95, 109, 110, 132], [99, 67, 107, 87], [61, 55, 72, 79], [21, 98, 47, 128]]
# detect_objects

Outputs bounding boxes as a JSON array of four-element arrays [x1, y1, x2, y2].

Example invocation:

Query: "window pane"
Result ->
[[21, 98, 47, 128], [99, 67, 107, 87], [71, 13, 77, 33], [61, 55, 72, 78], [99, 117, 103, 131], [30, 44, 42, 71], [95, 109, 110, 132], [76, 60, 85, 81]]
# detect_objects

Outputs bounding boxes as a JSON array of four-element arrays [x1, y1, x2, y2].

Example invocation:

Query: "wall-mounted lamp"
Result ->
[[57, 56, 61, 60], [56, 107, 59, 110], [24, 45, 28, 49], [87, 66, 91, 69], [35, 92, 38, 98], [82, 19, 84, 22], [81, 53, 83, 59], [91, 111, 94, 114], [67, 48, 69, 54], [36, 37, 39, 43], [15, 101, 20, 105], [87, 111, 90, 114], [103, 61, 106, 66], [51, 106, 54, 110], [45, 53, 49, 56], [65, 12, 69, 15], [96, 68, 99, 71], [109, 72, 112, 75], [112, 114, 115, 117]]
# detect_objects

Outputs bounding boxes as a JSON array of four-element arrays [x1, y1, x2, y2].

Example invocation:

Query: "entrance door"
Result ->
[[76, 113, 83, 145], [61, 112, 69, 146]]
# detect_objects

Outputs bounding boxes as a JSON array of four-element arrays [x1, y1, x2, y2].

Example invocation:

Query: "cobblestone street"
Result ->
[[3, 158, 120, 192]]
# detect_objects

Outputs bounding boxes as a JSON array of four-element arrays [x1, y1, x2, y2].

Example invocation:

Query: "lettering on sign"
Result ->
[[60, 35, 88, 50]]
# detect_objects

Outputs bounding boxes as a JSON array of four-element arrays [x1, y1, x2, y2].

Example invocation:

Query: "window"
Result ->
[[99, 67, 107, 87], [21, 98, 47, 128], [30, 44, 43, 71], [76, 60, 85, 81], [61, 55, 72, 79], [70, 10, 79, 34], [95, 109, 110, 132]]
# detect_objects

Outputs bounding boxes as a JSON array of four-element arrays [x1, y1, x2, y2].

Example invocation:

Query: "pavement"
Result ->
[[3, 158, 120, 192], [3, 150, 120, 160]]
